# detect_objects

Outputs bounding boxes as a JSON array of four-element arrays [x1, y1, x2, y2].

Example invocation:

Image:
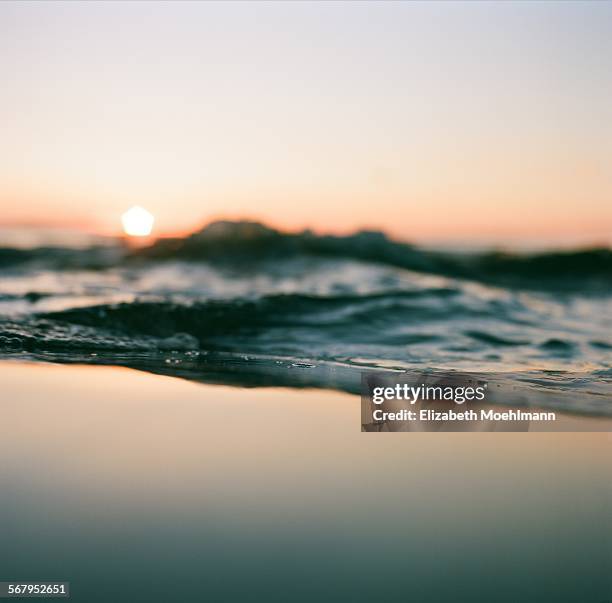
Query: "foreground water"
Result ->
[[1, 221, 611, 415], [1, 362, 611, 602]]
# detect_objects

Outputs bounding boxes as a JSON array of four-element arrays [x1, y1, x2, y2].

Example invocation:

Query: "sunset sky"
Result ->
[[0, 1, 610, 244]]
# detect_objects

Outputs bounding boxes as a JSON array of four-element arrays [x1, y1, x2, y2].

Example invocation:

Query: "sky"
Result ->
[[0, 1, 610, 245]]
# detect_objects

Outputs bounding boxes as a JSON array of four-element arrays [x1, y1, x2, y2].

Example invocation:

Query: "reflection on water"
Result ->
[[1, 363, 611, 602]]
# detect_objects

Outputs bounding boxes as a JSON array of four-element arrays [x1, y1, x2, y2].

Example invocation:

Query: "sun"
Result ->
[[121, 206, 154, 237]]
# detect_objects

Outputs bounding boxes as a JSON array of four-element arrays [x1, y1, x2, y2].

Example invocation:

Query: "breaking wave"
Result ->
[[2, 220, 611, 290], [1, 220, 611, 414]]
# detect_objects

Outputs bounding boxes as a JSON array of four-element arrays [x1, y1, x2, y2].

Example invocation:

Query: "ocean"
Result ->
[[1, 222, 612, 601], [1, 220, 611, 416]]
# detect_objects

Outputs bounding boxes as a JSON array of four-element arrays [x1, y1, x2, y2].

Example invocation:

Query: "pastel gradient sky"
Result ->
[[0, 1, 610, 244]]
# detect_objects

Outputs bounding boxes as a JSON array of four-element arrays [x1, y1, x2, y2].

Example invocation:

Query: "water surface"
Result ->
[[1, 222, 611, 416]]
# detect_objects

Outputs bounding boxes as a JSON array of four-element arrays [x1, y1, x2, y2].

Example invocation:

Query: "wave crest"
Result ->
[[133, 221, 612, 290]]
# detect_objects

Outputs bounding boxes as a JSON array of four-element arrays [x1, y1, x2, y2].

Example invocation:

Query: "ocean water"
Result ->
[[1, 221, 611, 415]]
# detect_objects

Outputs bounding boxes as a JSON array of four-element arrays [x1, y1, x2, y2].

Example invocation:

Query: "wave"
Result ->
[[2, 220, 611, 291], [0, 290, 480, 354], [132, 221, 612, 290], [1, 291, 610, 415], [0, 287, 609, 363], [1, 221, 611, 414]]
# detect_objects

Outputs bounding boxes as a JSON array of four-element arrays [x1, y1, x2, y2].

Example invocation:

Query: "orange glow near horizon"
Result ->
[[0, 2, 611, 247], [0, 204, 611, 248]]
